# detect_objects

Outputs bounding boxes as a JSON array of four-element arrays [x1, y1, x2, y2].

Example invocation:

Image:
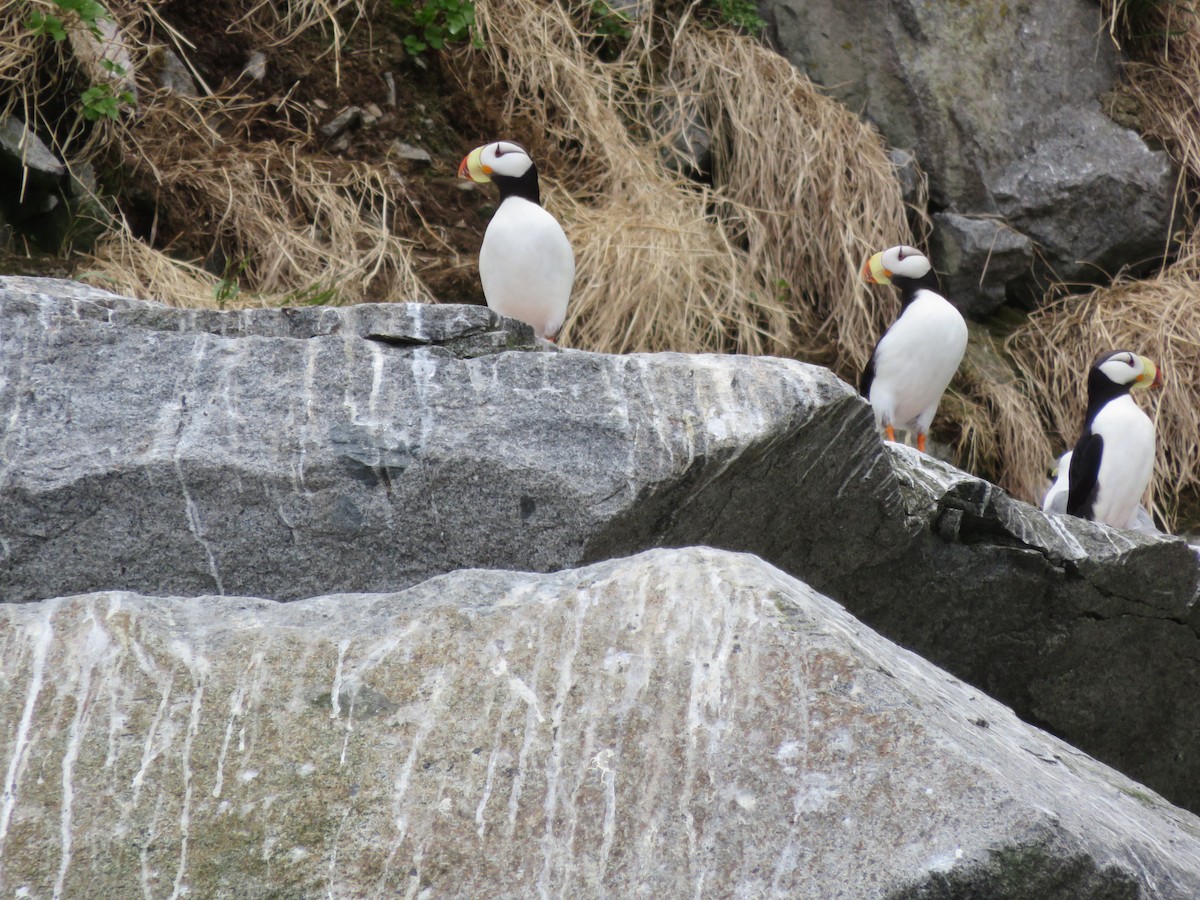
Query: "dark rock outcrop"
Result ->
[[2, 548, 1199, 897], [762, 0, 1176, 315]]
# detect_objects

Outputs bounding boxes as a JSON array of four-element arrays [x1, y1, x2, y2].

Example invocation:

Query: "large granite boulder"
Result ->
[[3, 548, 1199, 897], [763, 0, 1176, 316], [0, 278, 902, 603], [4, 279, 1200, 820]]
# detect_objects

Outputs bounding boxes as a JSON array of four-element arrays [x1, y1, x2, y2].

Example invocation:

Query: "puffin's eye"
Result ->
[[896, 248, 906, 260]]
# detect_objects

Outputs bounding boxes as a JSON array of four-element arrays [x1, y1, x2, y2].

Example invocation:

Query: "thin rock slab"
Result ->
[[1, 548, 1198, 897], [0, 279, 903, 603]]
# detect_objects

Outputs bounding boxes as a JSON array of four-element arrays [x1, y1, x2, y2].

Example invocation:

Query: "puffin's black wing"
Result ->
[[859, 338, 882, 398], [1066, 431, 1103, 518]]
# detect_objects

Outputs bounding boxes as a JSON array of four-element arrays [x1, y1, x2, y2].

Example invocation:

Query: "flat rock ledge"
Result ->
[[2, 548, 1199, 898], [0, 279, 901, 604]]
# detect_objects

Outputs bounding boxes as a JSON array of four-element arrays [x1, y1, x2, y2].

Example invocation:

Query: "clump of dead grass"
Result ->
[[1004, 0, 1200, 525], [462, 0, 915, 365], [5, 0, 433, 308], [90, 94, 431, 308]]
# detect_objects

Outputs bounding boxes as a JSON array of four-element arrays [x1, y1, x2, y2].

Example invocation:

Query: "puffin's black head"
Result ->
[[458, 140, 540, 205], [1086, 349, 1163, 415], [862, 245, 940, 303]]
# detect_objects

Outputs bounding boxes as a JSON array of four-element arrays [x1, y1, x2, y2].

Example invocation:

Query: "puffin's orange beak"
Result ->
[[1133, 356, 1163, 391], [459, 146, 493, 184], [863, 252, 891, 285]]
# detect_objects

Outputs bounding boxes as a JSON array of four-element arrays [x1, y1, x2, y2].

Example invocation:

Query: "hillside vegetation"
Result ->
[[3, 0, 1199, 527]]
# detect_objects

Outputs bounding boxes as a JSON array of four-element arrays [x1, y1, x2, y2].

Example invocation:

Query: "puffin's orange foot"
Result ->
[[917, 432, 926, 453], [884, 425, 896, 443]]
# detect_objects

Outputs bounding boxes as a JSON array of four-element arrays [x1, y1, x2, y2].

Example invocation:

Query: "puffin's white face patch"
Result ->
[[864, 245, 931, 283], [1096, 351, 1151, 387], [881, 245, 931, 280], [481, 141, 534, 179]]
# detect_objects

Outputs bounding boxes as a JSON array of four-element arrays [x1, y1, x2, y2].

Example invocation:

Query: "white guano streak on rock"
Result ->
[[0, 601, 57, 868], [679, 567, 745, 896], [0, 322, 36, 494], [54, 605, 116, 900], [294, 339, 320, 494], [330, 639, 350, 721], [367, 340, 386, 425], [508, 614, 549, 840], [381, 666, 448, 886], [172, 338, 223, 594], [169, 640, 210, 900], [213, 654, 260, 799], [409, 348, 439, 457], [126, 638, 175, 815], [476, 690, 519, 839], [537, 591, 589, 899]]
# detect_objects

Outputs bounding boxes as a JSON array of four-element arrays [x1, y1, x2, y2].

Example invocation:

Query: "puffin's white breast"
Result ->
[[1090, 395, 1156, 529], [869, 290, 967, 429], [480, 197, 575, 339], [1042, 452, 1071, 515]]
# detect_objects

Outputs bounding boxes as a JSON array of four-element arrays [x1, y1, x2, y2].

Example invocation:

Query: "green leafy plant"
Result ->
[[79, 82, 134, 120], [26, 0, 110, 41], [702, 0, 766, 33], [25, 0, 136, 120], [390, 0, 481, 56], [284, 281, 342, 307], [585, 0, 632, 60], [213, 256, 250, 309]]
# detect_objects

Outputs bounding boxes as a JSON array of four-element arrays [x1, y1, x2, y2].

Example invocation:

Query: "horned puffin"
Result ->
[[1043, 450, 1160, 535], [860, 245, 967, 452], [1066, 350, 1163, 529], [458, 140, 575, 341]]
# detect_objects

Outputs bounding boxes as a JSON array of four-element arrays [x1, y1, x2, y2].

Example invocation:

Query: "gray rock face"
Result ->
[[929, 212, 1035, 316], [763, 0, 1176, 315], [0, 116, 66, 189], [832, 444, 1200, 815], [0, 280, 900, 605], [5, 279, 1200, 820], [157, 48, 199, 97], [3, 548, 1199, 897]]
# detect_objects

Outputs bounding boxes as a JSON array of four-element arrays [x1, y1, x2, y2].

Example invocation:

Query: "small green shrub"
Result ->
[[703, 0, 766, 33], [25, 0, 136, 120], [26, 0, 110, 41], [390, 0, 481, 56]]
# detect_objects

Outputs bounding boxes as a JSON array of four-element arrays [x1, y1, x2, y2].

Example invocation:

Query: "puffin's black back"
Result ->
[[1066, 432, 1103, 518], [1066, 354, 1138, 518]]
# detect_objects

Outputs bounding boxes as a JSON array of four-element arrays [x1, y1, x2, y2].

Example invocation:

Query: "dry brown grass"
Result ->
[[1001, 0, 1200, 526], [462, 0, 916, 365], [5, 1, 432, 308], [90, 94, 432, 308]]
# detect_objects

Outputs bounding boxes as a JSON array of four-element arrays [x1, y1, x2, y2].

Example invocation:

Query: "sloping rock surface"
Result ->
[[0, 279, 900, 603], [832, 445, 1200, 815], [4, 281, 1200, 819], [763, 0, 1175, 315], [2, 548, 1199, 898]]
